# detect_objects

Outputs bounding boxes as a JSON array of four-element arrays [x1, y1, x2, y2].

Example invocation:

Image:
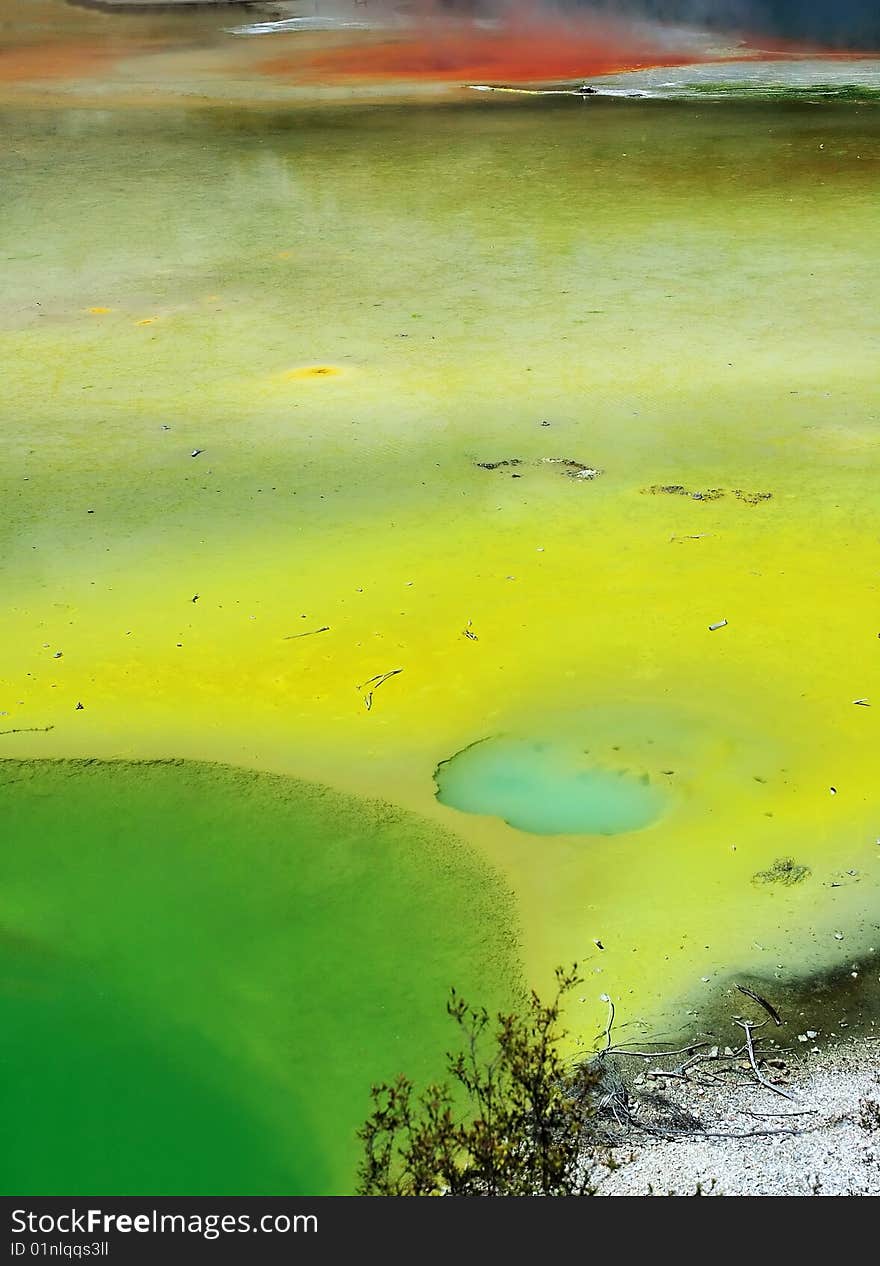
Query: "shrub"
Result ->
[[356, 965, 594, 1195]]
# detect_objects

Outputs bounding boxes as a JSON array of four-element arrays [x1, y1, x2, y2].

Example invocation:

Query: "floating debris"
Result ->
[[830, 867, 863, 888], [75, 702, 84, 711], [284, 626, 330, 640], [752, 857, 811, 886], [283, 365, 342, 380], [191, 594, 199, 604], [643, 484, 771, 503], [541, 457, 603, 480], [190, 449, 204, 458], [853, 698, 870, 706], [358, 668, 403, 712], [708, 619, 728, 632], [463, 620, 478, 642], [475, 457, 602, 480], [469, 83, 645, 99], [733, 489, 773, 504]]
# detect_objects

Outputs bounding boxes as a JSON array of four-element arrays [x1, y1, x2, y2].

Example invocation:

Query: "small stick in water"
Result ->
[[736, 983, 782, 1026], [359, 668, 403, 711]]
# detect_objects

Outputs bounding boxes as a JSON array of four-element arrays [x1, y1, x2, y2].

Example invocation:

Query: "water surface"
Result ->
[[2, 3, 880, 1191]]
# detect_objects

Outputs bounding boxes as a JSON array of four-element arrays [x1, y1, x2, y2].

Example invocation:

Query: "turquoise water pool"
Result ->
[[435, 736, 666, 835]]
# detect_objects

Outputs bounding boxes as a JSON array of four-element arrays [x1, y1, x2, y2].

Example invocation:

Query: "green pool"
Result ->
[[0, 759, 518, 1194]]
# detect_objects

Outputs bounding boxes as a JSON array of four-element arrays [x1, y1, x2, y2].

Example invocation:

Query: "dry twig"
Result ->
[[736, 984, 782, 1026], [735, 1019, 796, 1101], [358, 668, 403, 711]]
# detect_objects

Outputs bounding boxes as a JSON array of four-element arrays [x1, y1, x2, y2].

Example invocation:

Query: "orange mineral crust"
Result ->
[[0, 41, 145, 83]]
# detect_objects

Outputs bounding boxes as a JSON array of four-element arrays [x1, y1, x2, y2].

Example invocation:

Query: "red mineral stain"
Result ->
[[257, 9, 878, 88], [260, 16, 711, 85]]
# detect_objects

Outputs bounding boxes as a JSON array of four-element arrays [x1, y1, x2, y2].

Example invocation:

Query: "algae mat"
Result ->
[[0, 759, 518, 1194], [2, 97, 880, 1089]]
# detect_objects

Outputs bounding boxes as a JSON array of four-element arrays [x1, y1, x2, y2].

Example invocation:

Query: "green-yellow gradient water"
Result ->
[[2, 2, 880, 1193]]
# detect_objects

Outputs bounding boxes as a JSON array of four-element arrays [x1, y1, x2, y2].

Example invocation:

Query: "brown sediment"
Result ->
[[0, 41, 146, 82]]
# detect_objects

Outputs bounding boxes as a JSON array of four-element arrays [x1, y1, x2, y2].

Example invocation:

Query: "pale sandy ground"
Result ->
[[591, 1037, 880, 1196]]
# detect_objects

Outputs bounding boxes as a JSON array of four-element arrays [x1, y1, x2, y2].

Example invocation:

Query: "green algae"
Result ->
[[753, 856, 812, 886], [681, 82, 880, 102], [0, 758, 520, 1194]]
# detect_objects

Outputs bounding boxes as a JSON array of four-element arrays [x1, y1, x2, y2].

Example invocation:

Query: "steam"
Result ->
[[578, 1, 880, 50]]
